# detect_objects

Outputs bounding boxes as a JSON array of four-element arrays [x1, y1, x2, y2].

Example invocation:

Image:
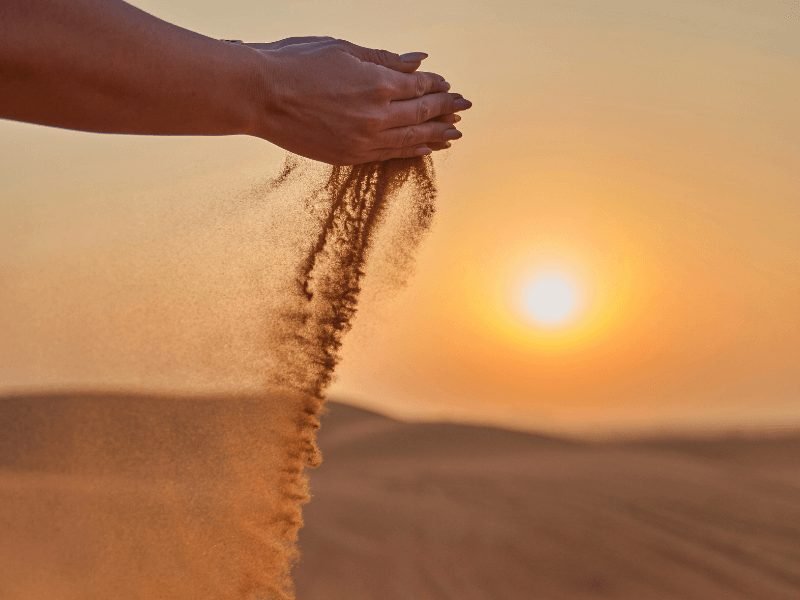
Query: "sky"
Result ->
[[1, 0, 798, 435]]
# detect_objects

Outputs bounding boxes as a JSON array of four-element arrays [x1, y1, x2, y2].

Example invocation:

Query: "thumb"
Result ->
[[342, 42, 428, 73]]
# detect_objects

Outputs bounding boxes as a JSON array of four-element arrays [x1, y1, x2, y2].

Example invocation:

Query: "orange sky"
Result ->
[[1, 0, 798, 434]]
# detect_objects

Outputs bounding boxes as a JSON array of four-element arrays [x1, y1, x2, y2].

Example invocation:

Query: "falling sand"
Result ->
[[0, 156, 437, 600], [266, 155, 437, 595]]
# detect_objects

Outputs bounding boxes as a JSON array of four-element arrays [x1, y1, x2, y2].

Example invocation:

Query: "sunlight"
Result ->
[[521, 272, 580, 328]]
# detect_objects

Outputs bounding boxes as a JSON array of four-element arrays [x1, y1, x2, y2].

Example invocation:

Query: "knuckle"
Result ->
[[415, 98, 431, 123], [365, 48, 381, 63], [372, 49, 391, 65], [414, 73, 426, 98], [401, 125, 418, 148], [374, 76, 395, 99]]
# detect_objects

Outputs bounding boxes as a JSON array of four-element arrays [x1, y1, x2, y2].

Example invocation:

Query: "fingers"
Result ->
[[436, 113, 462, 125], [372, 139, 455, 162], [358, 49, 429, 74], [431, 114, 460, 147], [371, 137, 456, 162], [397, 52, 429, 73], [387, 70, 450, 100], [374, 145, 434, 162], [246, 37, 335, 51], [370, 116, 463, 162], [379, 121, 462, 150], [339, 40, 430, 73], [386, 93, 472, 127], [332, 40, 455, 102], [273, 36, 335, 48]]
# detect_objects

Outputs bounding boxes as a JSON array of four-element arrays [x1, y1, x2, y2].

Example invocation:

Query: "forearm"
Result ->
[[0, 0, 263, 136]]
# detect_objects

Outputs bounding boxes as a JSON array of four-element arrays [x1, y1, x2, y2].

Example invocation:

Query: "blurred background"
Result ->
[[1, 1, 799, 597]]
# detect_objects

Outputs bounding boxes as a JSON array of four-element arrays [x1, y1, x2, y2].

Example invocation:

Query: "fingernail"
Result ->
[[401, 52, 428, 63], [444, 142, 452, 149], [415, 146, 433, 156], [440, 80, 452, 92], [454, 98, 472, 110], [444, 128, 463, 141], [453, 114, 462, 122]]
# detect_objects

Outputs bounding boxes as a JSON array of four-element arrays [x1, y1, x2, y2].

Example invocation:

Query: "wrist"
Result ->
[[240, 47, 285, 141], [215, 41, 273, 138]]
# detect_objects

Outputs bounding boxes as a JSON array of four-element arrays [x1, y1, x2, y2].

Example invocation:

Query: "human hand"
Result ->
[[246, 37, 430, 73], [245, 38, 472, 164]]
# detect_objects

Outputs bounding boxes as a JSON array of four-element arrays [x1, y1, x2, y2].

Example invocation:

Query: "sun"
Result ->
[[522, 272, 580, 328]]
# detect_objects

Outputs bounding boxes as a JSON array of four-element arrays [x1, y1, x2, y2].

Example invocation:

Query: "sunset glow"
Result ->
[[522, 272, 580, 328]]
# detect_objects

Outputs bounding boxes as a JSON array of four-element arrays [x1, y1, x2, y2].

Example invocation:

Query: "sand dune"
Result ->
[[2, 394, 798, 599], [295, 402, 800, 600]]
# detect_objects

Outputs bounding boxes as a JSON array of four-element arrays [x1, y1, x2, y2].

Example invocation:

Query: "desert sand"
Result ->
[[0, 393, 307, 600], [1, 393, 799, 600], [295, 402, 800, 600]]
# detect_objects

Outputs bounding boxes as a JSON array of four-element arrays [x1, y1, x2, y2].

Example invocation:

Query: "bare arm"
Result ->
[[0, 0, 472, 164], [0, 0, 264, 137]]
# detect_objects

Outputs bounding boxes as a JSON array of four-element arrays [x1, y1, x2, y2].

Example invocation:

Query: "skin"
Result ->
[[0, 0, 472, 165]]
